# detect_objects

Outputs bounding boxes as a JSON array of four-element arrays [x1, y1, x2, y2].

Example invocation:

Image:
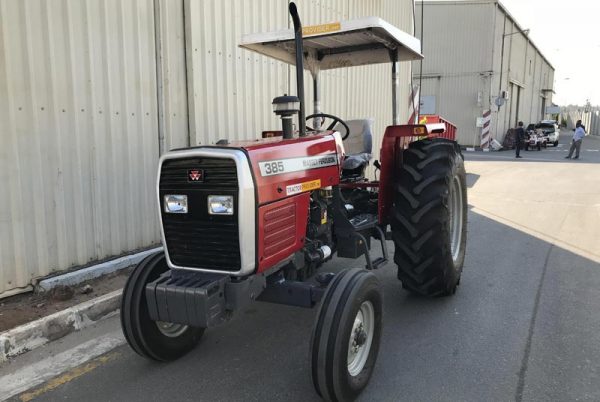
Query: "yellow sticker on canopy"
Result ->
[[286, 179, 321, 196], [302, 22, 341, 36], [413, 127, 426, 135]]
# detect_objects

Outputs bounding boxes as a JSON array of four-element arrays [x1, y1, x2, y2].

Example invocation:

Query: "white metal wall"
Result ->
[[0, 0, 414, 297], [0, 0, 161, 297], [489, 3, 554, 143], [413, 0, 554, 146], [184, 0, 414, 162], [413, 1, 495, 146]]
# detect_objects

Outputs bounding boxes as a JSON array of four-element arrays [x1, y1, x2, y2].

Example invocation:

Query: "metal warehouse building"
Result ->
[[413, 0, 555, 147], [0, 0, 415, 298]]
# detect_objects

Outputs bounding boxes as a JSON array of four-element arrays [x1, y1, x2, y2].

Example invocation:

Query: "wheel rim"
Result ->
[[449, 175, 464, 264], [155, 321, 188, 338], [347, 301, 375, 377]]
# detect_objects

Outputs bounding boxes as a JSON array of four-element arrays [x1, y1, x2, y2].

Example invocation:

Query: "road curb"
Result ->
[[0, 289, 122, 363], [36, 247, 162, 293]]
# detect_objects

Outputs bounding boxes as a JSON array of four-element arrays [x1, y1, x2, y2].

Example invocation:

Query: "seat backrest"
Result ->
[[335, 119, 373, 156]]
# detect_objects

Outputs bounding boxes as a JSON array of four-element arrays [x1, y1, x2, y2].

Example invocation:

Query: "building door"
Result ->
[[507, 83, 522, 128], [515, 86, 522, 126], [540, 96, 546, 120]]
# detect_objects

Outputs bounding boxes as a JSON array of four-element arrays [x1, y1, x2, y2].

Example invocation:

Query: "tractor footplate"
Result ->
[[349, 213, 378, 231]]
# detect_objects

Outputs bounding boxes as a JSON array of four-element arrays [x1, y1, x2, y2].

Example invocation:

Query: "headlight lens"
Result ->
[[164, 195, 188, 213], [208, 195, 234, 215]]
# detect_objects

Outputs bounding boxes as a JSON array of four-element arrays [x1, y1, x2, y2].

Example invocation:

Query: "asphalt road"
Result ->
[[7, 131, 600, 402]]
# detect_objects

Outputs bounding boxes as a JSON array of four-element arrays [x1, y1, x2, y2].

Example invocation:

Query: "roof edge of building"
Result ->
[[417, 0, 555, 71]]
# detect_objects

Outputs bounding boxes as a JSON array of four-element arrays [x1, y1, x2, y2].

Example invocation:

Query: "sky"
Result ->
[[491, 0, 600, 106]]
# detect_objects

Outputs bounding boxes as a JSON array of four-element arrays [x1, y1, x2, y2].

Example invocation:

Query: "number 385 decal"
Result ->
[[258, 154, 338, 177], [263, 161, 284, 175]]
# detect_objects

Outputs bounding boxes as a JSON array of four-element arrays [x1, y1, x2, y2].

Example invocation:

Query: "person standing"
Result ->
[[514, 121, 525, 158], [565, 120, 586, 159]]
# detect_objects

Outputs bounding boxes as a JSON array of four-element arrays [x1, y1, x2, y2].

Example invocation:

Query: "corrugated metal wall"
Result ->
[[568, 111, 600, 136], [413, 0, 554, 146], [413, 1, 494, 146], [489, 2, 554, 144], [156, 0, 189, 151], [0, 0, 414, 297], [184, 0, 413, 159], [0, 0, 161, 297]]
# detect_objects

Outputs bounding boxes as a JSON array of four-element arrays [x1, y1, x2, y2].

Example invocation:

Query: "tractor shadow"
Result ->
[[40, 209, 600, 402], [466, 173, 480, 188]]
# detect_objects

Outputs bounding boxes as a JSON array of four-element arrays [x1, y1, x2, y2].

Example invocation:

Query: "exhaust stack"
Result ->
[[289, 2, 306, 137]]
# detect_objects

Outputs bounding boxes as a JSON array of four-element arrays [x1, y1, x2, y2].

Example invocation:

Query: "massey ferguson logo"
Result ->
[[188, 169, 204, 182]]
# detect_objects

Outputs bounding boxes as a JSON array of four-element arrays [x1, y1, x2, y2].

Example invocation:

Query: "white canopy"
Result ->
[[239, 17, 423, 71]]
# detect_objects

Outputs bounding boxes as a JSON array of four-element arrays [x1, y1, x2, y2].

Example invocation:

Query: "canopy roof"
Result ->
[[239, 17, 423, 71]]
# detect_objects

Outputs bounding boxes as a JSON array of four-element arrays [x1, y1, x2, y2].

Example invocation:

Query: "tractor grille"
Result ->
[[160, 157, 241, 271]]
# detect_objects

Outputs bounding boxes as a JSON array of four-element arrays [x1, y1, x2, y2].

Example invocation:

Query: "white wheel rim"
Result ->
[[449, 175, 464, 264], [156, 321, 188, 338], [347, 301, 375, 377]]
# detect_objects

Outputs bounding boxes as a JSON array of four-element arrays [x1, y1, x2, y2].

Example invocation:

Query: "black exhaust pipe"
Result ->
[[289, 2, 306, 137]]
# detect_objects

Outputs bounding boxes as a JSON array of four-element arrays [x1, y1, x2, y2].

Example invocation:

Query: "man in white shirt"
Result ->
[[565, 120, 586, 159]]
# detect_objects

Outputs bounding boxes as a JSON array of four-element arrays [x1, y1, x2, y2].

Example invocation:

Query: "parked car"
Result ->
[[536, 120, 560, 147]]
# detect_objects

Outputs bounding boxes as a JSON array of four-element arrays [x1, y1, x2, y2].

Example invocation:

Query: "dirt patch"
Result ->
[[0, 268, 132, 333]]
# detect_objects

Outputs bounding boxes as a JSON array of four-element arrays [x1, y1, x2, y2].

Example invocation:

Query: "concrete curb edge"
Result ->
[[36, 247, 162, 292], [0, 289, 122, 363]]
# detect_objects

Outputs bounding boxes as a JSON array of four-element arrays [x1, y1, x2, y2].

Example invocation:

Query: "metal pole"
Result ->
[[391, 50, 399, 125], [289, 3, 306, 137], [494, 14, 507, 145], [313, 72, 321, 129]]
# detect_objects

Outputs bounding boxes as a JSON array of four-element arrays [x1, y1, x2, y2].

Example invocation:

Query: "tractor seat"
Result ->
[[334, 119, 373, 171]]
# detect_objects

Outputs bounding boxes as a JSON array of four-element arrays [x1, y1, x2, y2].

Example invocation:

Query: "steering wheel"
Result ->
[[305, 113, 351, 141]]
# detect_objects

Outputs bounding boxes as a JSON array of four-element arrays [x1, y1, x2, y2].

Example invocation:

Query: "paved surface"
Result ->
[[3, 131, 600, 402]]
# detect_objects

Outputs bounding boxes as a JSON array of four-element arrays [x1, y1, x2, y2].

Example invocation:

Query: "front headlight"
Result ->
[[164, 194, 188, 213], [208, 195, 234, 215]]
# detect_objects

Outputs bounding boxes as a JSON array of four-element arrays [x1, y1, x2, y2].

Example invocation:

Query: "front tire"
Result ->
[[391, 138, 468, 296], [311, 269, 383, 401], [121, 253, 204, 361], [554, 141, 559, 147]]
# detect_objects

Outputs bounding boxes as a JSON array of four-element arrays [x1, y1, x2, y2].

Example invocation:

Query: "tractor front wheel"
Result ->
[[120, 252, 204, 361], [311, 269, 382, 401], [391, 138, 468, 296]]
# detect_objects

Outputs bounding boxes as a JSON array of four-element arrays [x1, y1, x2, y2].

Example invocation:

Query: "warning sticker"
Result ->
[[286, 179, 321, 196], [302, 22, 341, 36]]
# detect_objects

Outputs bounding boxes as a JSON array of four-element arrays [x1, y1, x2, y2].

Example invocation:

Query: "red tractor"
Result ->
[[121, 4, 467, 401]]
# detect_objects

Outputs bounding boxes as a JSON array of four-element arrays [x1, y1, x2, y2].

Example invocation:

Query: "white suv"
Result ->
[[536, 120, 560, 147]]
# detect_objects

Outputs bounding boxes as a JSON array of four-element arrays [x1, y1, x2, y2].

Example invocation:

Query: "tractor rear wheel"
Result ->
[[121, 252, 204, 361], [391, 138, 467, 297], [311, 269, 382, 401]]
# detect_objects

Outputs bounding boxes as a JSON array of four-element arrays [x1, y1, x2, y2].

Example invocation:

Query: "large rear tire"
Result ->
[[121, 252, 204, 361], [391, 138, 468, 297], [311, 269, 383, 401]]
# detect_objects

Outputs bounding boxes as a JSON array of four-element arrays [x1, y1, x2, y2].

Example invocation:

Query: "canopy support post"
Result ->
[[390, 49, 399, 126], [312, 71, 321, 129]]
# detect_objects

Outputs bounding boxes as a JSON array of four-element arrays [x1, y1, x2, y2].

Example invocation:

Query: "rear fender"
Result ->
[[377, 124, 448, 225]]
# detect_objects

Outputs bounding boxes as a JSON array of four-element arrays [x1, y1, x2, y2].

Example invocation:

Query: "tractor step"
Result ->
[[365, 225, 389, 270], [370, 257, 387, 269]]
